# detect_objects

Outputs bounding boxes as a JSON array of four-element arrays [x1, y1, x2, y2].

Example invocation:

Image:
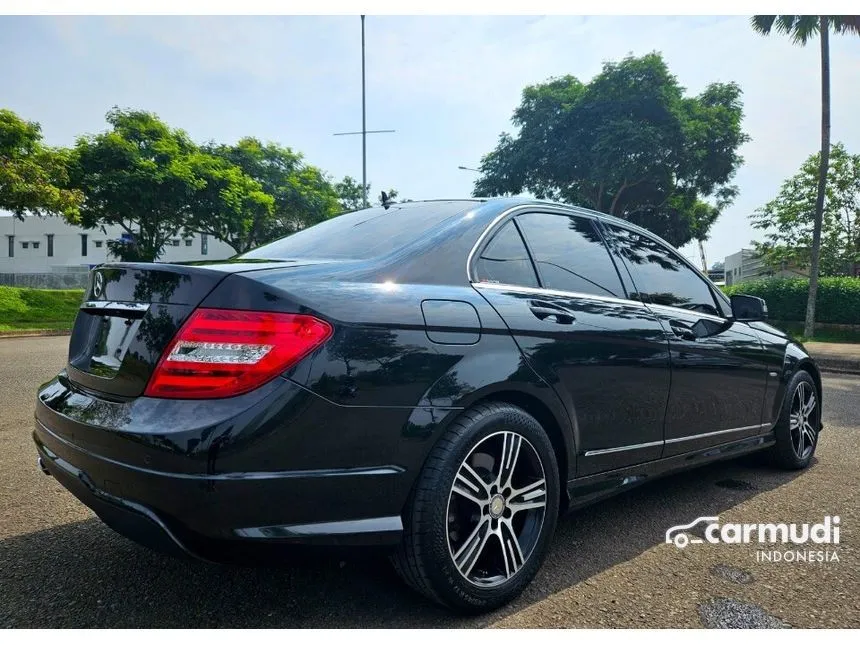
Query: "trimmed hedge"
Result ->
[[722, 277, 860, 325], [0, 286, 84, 330]]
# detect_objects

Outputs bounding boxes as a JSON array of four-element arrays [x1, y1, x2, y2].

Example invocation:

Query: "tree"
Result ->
[[752, 143, 860, 276], [752, 15, 860, 337], [70, 108, 206, 261], [335, 176, 369, 213], [0, 109, 81, 220], [473, 53, 749, 248], [203, 138, 339, 250], [183, 150, 274, 254]]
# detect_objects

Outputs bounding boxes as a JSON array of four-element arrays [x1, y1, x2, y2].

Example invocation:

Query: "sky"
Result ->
[[2, 15, 860, 266]]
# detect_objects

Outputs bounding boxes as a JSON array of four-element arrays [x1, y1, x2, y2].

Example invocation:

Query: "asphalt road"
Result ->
[[1, 336, 858, 628]]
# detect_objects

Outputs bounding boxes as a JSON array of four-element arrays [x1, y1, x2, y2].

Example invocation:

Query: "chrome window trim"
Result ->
[[644, 302, 727, 324], [582, 423, 771, 457], [472, 281, 645, 308]]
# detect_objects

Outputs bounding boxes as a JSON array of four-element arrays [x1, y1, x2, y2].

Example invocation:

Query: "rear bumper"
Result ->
[[35, 440, 194, 559], [32, 373, 432, 556]]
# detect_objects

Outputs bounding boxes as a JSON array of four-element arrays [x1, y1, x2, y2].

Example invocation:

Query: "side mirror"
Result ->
[[731, 294, 768, 322]]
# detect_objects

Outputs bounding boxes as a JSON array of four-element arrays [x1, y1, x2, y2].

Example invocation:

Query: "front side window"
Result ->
[[605, 224, 721, 316], [474, 221, 538, 287], [516, 213, 625, 299]]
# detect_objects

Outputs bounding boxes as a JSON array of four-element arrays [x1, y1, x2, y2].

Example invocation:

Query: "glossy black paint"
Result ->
[[34, 198, 822, 559]]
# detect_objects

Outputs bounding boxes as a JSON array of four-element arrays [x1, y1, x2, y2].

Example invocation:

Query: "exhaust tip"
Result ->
[[37, 456, 52, 476]]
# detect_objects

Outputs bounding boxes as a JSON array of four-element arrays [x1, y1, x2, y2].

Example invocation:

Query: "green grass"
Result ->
[[774, 321, 860, 345], [0, 286, 83, 333]]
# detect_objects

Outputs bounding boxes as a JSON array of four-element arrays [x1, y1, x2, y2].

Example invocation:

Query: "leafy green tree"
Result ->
[[473, 53, 749, 247], [0, 109, 81, 220], [70, 108, 205, 261], [752, 143, 860, 277], [335, 176, 369, 212], [183, 151, 274, 254], [752, 15, 860, 337], [203, 138, 339, 249]]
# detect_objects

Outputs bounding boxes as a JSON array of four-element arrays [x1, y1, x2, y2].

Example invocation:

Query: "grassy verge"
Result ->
[[0, 286, 83, 333], [775, 321, 860, 345]]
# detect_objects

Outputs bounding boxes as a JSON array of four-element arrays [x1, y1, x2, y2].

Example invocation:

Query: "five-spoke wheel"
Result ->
[[392, 402, 559, 613], [771, 370, 820, 470], [789, 380, 818, 460], [447, 431, 547, 586]]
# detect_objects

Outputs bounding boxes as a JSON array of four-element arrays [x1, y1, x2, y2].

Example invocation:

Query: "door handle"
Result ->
[[529, 305, 575, 325], [670, 323, 697, 341]]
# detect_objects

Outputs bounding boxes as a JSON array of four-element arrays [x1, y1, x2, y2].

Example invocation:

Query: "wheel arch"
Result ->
[[413, 383, 575, 513], [474, 389, 572, 512]]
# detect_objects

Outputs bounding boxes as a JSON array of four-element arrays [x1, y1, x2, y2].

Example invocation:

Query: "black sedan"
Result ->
[[34, 198, 822, 613]]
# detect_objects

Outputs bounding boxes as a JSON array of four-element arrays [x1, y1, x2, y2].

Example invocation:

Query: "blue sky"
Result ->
[[2, 15, 859, 265]]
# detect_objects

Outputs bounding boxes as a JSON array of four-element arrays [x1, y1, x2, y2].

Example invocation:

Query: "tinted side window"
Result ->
[[606, 225, 721, 316], [517, 213, 625, 298], [475, 221, 538, 287]]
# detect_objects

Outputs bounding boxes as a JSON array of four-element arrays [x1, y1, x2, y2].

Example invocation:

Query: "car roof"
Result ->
[[396, 197, 662, 243]]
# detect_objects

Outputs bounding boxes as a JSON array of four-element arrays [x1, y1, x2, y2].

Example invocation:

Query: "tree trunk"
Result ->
[[804, 17, 831, 338]]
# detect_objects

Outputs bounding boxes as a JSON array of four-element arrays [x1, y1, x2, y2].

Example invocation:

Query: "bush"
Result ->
[[722, 277, 860, 325], [0, 286, 84, 330]]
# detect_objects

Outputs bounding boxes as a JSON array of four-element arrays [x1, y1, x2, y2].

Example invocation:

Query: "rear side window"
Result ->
[[516, 213, 625, 298], [474, 221, 538, 287], [605, 224, 722, 316]]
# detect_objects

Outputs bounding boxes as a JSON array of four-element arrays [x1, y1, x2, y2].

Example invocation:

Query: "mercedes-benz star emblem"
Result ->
[[93, 272, 104, 299]]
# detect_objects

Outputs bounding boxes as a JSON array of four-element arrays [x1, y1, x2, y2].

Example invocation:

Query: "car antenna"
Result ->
[[380, 191, 393, 209]]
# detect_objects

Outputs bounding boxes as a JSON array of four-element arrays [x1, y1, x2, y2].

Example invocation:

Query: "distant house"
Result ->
[[1, 215, 235, 275], [723, 248, 808, 286]]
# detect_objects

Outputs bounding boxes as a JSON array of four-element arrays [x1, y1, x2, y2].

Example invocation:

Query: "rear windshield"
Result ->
[[241, 202, 470, 261]]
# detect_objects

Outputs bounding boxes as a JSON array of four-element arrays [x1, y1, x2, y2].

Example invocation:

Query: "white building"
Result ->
[[1, 214, 235, 275], [724, 248, 808, 286]]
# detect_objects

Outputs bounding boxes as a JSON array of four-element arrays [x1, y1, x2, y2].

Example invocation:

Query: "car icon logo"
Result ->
[[93, 272, 105, 299], [665, 516, 719, 548]]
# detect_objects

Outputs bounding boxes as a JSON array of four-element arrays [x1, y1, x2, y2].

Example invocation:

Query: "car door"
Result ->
[[600, 222, 769, 457], [471, 209, 671, 476]]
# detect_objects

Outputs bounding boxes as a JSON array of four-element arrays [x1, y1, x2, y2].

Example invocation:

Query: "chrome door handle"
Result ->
[[529, 306, 575, 325]]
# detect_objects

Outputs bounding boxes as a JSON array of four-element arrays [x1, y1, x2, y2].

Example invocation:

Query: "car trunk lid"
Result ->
[[66, 264, 230, 398]]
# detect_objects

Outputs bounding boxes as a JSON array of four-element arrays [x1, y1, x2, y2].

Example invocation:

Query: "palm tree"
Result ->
[[751, 15, 860, 338]]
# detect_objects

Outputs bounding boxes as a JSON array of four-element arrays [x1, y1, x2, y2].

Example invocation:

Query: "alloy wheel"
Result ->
[[445, 431, 547, 588], [789, 381, 818, 460]]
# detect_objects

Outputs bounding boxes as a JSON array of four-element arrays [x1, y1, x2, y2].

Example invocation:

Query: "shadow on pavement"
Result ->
[[0, 454, 806, 628]]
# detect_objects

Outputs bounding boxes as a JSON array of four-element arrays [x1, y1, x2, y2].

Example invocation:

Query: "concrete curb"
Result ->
[[0, 329, 72, 339], [812, 357, 860, 376]]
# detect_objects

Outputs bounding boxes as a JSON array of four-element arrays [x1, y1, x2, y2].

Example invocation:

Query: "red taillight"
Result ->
[[144, 308, 332, 399]]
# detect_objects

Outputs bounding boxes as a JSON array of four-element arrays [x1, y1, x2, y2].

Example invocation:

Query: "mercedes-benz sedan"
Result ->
[[34, 198, 822, 612]]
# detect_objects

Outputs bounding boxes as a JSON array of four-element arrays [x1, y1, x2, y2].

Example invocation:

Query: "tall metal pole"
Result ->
[[332, 16, 393, 208], [361, 15, 367, 208]]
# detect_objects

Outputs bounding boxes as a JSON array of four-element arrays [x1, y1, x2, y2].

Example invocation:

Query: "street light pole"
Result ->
[[361, 14, 367, 208], [457, 165, 480, 173], [332, 16, 394, 209]]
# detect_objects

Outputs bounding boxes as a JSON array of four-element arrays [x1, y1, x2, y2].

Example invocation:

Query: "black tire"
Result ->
[[391, 402, 560, 613], [769, 370, 820, 470]]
